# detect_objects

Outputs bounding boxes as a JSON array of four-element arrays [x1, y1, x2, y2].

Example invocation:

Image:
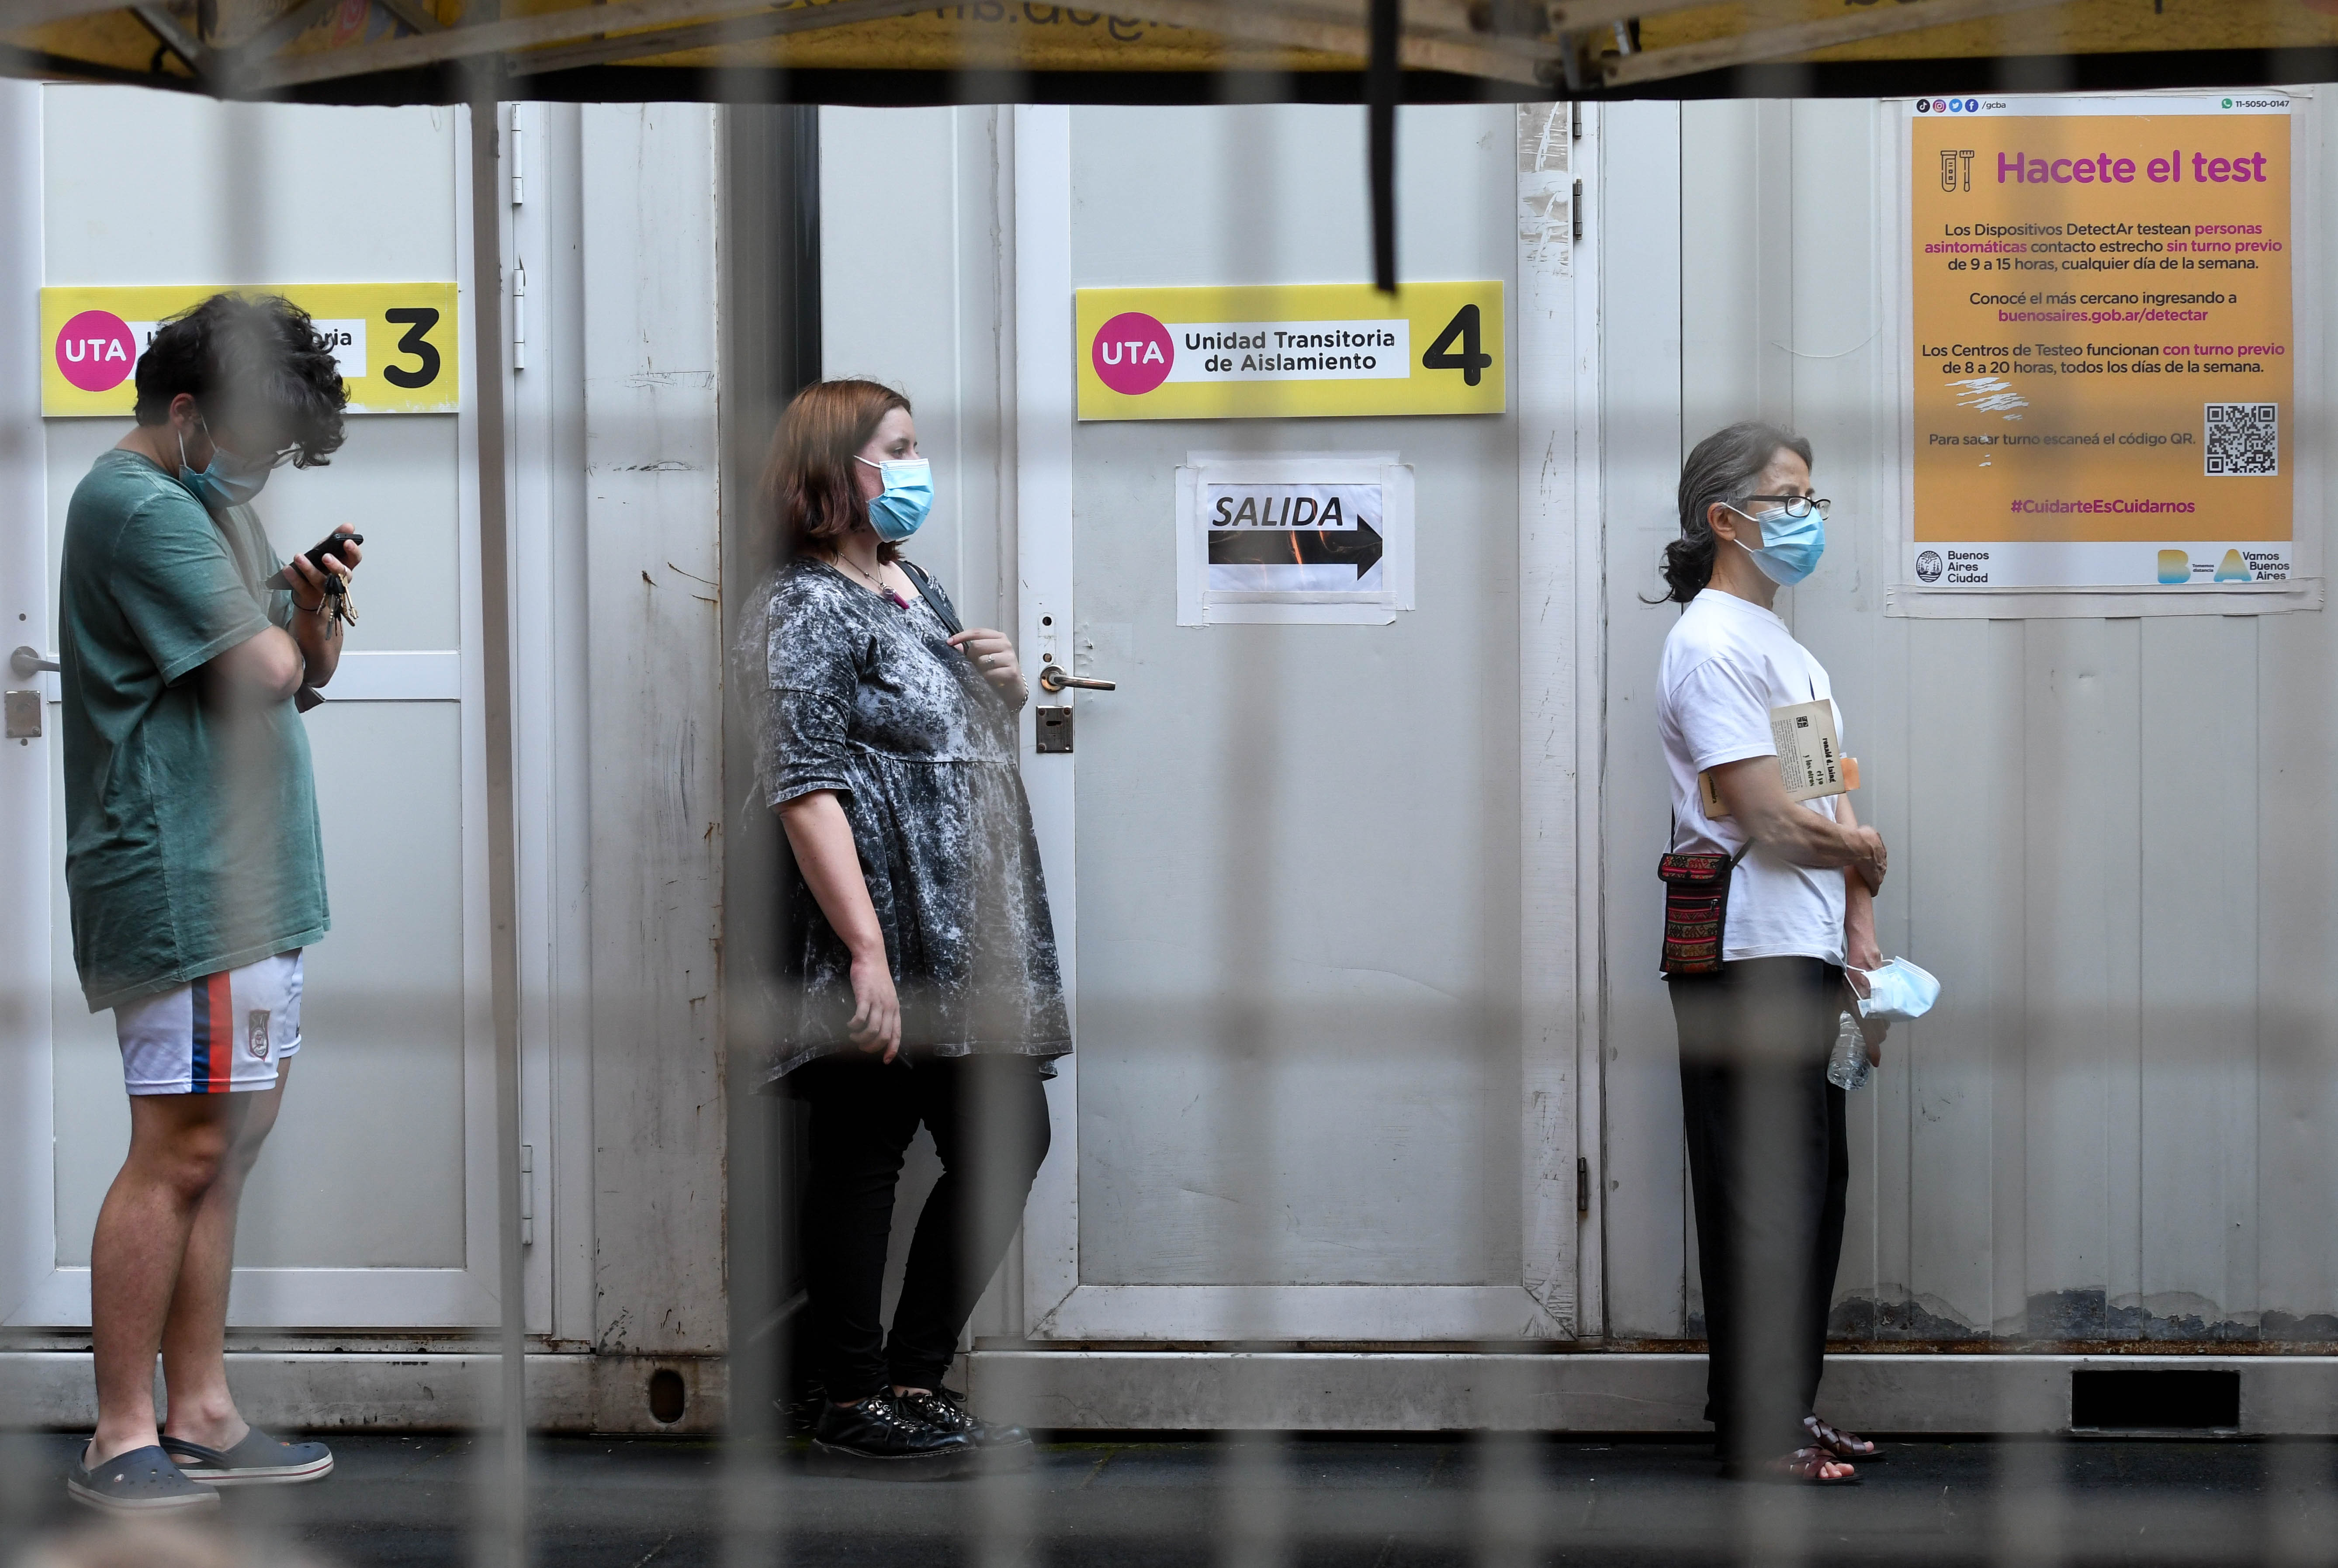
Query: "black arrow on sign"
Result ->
[[1207, 519, 1384, 578]]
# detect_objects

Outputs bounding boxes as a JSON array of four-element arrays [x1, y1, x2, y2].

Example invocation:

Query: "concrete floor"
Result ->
[[3, 1433, 2334, 1567]]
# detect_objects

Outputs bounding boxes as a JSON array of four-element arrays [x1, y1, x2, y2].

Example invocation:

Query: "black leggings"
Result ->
[[1669, 955, 1850, 1462], [795, 1052, 1052, 1401]]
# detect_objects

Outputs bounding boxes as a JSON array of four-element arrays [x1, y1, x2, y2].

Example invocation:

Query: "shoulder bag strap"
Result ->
[[1672, 810, 1752, 870], [896, 558, 964, 637]]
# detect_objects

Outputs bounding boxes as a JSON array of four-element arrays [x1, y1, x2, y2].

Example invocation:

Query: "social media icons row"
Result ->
[[1917, 98, 1982, 114]]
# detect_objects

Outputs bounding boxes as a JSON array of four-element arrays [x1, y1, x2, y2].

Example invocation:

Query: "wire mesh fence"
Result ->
[[3, 6, 2338, 1565]]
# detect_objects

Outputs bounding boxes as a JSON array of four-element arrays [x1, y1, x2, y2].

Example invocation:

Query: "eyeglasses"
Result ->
[[196, 414, 300, 469], [1738, 494, 1831, 520], [224, 434, 303, 471]]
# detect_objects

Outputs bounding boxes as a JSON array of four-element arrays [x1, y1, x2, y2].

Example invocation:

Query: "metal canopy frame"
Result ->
[[8, 1, 2338, 107]]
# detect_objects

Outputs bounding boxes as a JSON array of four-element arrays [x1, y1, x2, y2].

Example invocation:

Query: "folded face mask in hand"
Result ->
[[1850, 957, 1941, 1022]]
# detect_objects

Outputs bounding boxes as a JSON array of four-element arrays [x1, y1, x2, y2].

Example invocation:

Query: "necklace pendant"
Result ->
[[883, 588, 910, 610]]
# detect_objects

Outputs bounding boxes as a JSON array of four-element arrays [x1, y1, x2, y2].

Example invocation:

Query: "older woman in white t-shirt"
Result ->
[[1654, 422, 1890, 1485]]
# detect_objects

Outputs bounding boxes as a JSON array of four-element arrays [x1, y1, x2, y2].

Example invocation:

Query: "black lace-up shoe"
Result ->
[[898, 1387, 1035, 1471], [808, 1391, 976, 1479]]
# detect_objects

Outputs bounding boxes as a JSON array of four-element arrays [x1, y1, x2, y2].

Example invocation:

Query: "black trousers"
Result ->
[[795, 1052, 1052, 1401], [1669, 955, 1850, 1462]]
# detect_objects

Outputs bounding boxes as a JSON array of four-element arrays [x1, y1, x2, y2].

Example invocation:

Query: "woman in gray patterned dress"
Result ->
[[753, 378, 1068, 1478]]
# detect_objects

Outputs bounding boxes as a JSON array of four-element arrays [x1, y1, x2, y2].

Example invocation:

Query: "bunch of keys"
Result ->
[[319, 568, 358, 627]]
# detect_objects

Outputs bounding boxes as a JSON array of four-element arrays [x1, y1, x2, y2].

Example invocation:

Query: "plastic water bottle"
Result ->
[[1826, 1011, 1871, 1091]]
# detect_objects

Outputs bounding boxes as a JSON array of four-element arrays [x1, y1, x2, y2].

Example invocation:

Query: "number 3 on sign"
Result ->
[[1422, 303, 1493, 386], [382, 306, 442, 390]]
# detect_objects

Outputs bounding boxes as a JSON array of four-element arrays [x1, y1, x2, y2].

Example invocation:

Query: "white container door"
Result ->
[[0, 85, 542, 1334], [1015, 104, 1600, 1344]]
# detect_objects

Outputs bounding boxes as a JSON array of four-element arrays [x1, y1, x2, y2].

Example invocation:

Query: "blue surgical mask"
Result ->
[[1852, 958, 1941, 1023], [857, 456, 933, 543], [176, 421, 274, 511], [1732, 502, 1825, 586]]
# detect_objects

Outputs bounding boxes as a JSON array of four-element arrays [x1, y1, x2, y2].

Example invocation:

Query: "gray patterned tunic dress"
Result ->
[[758, 559, 1070, 1083]]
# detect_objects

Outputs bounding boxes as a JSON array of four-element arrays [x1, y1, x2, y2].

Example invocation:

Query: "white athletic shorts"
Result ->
[[113, 951, 303, 1096]]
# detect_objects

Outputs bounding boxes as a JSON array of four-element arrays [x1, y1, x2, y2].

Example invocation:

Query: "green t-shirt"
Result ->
[[59, 449, 329, 1011]]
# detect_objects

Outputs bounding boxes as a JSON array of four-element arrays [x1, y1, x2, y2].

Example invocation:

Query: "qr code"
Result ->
[[2206, 402, 2278, 476]]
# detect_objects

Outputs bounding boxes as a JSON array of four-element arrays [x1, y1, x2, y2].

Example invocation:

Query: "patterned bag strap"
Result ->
[[1671, 810, 1751, 871]]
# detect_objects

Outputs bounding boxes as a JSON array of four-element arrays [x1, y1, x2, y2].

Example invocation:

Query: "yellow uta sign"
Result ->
[[41, 283, 460, 417], [1076, 281, 1505, 421]]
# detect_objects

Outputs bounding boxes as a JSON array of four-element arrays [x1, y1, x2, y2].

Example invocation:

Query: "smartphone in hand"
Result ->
[[266, 529, 363, 591]]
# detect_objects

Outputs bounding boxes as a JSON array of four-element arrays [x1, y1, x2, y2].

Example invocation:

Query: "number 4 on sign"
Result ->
[[1422, 303, 1493, 386]]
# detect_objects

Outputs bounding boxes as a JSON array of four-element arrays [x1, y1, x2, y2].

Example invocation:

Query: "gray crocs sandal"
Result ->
[[67, 1443, 221, 1514], [163, 1428, 334, 1485]]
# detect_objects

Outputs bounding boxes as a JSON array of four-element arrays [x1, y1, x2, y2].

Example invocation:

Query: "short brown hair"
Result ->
[[763, 378, 912, 563]]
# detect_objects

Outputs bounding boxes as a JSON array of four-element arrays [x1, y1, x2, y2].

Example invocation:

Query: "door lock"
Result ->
[[11, 648, 60, 742], [1035, 665, 1112, 752]]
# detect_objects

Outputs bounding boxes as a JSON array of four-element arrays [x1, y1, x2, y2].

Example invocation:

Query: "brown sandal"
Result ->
[[1803, 1415, 1879, 1461], [1725, 1446, 1858, 1484], [1774, 1446, 1859, 1484]]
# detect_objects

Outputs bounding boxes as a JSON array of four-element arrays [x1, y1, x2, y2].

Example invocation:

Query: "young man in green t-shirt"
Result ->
[[59, 293, 361, 1514]]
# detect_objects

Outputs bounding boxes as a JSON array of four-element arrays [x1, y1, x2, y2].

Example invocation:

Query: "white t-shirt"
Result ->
[[1656, 588, 1847, 966]]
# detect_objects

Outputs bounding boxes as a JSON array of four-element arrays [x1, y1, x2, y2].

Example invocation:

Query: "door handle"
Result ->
[[10, 646, 59, 678], [1038, 663, 1116, 693]]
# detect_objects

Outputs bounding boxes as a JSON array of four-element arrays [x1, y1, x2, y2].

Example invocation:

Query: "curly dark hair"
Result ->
[[132, 292, 349, 467], [762, 378, 912, 565], [1655, 421, 1814, 604]]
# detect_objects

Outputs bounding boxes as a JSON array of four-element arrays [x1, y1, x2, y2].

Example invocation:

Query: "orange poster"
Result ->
[[1909, 94, 2292, 588]]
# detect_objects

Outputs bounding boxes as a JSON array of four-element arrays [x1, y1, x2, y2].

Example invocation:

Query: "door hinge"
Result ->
[[1576, 1155, 1590, 1216], [1571, 179, 1584, 242], [510, 123, 525, 206], [511, 259, 528, 372], [520, 1143, 536, 1247]]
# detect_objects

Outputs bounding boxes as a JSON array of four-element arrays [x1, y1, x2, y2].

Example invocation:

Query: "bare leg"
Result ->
[[160, 1063, 291, 1452], [87, 1091, 246, 1466]]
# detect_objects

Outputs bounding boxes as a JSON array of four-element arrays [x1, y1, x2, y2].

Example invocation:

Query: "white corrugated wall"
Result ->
[[1600, 96, 2338, 1349]]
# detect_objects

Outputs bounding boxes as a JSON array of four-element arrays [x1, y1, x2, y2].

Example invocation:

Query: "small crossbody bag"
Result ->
[[1657, 827, 1749, 977]]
